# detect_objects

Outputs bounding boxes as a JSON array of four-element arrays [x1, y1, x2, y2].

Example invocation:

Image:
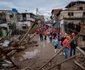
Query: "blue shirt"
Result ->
[[53, 39, 58, 46]]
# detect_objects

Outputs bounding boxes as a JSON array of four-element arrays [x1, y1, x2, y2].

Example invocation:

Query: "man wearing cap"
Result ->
[[70, 32, 77, 56]]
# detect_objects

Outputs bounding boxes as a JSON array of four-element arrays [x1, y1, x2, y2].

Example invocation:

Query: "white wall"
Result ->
[[16, 21, 31, 30]]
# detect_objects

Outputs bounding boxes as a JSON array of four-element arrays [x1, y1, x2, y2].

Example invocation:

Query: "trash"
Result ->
[[1, 60, 13, 67], [2, 63, 13, 67], [2, 40, 10, 47]]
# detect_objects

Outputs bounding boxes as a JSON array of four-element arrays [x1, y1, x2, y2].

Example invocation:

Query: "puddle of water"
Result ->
[[15, 49, 39, 61]]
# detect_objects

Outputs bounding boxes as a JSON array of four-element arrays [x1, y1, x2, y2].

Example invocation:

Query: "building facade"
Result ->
[[51, 9, 62, 22], [60, 1, 85, 48], [16, 13, 36, 30], [18, 13, 35, 22], [0, 10, 13, 24]]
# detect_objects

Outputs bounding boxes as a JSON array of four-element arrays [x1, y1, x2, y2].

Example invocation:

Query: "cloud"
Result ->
[[0, 1, 18, 9], [0, 0, 83, 20]]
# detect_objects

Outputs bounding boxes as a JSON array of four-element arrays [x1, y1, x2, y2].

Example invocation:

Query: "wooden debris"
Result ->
[[7, 50, 16, 56], [19, 23, 35, 44], [4, 46, 25, 51], [0, 47, 18, 67], [77, 47, 85, 56], [74, 61, 85, 70], [46, 55, 77, 70]]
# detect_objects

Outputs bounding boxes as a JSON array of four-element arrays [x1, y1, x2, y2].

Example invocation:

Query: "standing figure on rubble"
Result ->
[[70, 32, 77, 56]]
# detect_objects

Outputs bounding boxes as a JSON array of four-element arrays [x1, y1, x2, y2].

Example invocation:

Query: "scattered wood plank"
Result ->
[[4, 46, 25, 51], [74, 61, 85, 70], [7, 50, 16, 56], [46, 55, 77, 70], [0, 47, 18, 67], [19, 23, 35, 44], [77, 47, 85, 56]]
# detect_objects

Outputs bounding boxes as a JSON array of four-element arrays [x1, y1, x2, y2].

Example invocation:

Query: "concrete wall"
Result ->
[[60, 3, 85, 20], [67, 4, 85, 10], [60, 11, 84, 19], [64, 20, 81, 24], [77, 36, 85, 48]]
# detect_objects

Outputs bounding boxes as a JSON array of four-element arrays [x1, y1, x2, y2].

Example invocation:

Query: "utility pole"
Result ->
[[36, 8, 38, 15]]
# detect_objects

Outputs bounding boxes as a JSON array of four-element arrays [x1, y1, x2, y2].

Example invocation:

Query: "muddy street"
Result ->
[[6, 34, 76, 70]]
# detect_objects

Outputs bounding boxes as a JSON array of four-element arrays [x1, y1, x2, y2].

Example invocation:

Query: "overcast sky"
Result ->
[[0, 0, 83, 19]]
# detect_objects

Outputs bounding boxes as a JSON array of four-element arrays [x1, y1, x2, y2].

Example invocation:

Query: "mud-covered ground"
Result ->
[[1, 34, 84, 70]]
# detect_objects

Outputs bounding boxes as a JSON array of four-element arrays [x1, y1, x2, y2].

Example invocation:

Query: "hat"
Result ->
[[66, 36, 70, 39]]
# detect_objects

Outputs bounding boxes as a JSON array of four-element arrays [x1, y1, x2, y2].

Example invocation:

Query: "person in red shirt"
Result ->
[[62, 36, 70, 59], [36, 29, 39, 34]]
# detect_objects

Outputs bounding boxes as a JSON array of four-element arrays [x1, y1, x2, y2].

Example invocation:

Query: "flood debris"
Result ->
[[0, 21, 38, 69]]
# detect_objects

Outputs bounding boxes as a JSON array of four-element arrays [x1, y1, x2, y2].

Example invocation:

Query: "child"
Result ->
[[53, 37, 58, 53]]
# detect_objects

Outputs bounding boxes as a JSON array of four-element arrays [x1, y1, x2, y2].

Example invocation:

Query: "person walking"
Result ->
[[70, 32, 77, 57], [43, 30, 47, 40], [62, 36, 70, 59], [57, 36, 61, 49], [39, 28, 43, 41], [53, 37, 58, 53], [53, 29, 56, 39]]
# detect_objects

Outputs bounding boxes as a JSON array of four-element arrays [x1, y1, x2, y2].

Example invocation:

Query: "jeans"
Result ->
[[44, 36, 47, 40], [57, 41, 61, 49], [40, 34, 43, 41], [70, 47, 76, 57], [64, 48, 69, 59], [50, 37, 52, 42]]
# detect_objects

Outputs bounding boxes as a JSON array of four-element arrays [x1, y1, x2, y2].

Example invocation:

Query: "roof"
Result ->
[[0, 10, 12, 12], [19, 13, 35, 16], [51, 9, 62, 16], [65, 1, 85, 8], [63, 9, 85, 11]]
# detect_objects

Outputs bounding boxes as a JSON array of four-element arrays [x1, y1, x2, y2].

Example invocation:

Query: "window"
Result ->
[[22, 14, 26, 20], [10, 15, 13, 18], [68, 12, 74, 16], [30, 14, 34, 18], [79, 7, 83, 10], [83, 12, 85, 16]]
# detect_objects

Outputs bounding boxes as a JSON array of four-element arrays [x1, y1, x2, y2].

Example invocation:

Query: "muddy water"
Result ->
[[14, 49, 39, 61]]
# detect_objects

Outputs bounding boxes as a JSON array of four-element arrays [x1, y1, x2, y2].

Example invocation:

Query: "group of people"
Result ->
[[36, 27, 58, 42], [36, 26, 77, 59], [53, 32, 77, 59], [36, 26, 85, 65]]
